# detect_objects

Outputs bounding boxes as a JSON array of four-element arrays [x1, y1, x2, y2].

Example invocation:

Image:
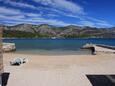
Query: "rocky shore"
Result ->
[[3, 43, 16, 52]]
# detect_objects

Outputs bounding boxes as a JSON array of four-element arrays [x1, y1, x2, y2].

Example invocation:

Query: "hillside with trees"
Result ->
[[1, 24, 115, 38]]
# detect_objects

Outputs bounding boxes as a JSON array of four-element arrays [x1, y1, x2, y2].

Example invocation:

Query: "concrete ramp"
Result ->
[[82, 44, 115, 54], [94, 45, 115, 53]]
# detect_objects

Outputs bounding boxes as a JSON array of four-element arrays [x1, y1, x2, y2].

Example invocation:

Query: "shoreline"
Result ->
[[3, 38, 115, 40], [3, 48, 91, 56]]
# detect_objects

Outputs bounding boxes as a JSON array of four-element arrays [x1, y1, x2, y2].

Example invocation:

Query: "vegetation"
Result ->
[[3, 30, 54, 38], [63, 34, 90, 38], [2, 30, 94, 38], [3, 30, 36, 38], [2, 24, 115, 38]]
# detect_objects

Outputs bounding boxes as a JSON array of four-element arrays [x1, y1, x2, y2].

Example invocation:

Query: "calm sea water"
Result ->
[[3, 38, 115, 55]]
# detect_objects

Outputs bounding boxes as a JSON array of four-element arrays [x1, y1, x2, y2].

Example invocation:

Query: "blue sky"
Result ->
[[0, 0, 115, 27]]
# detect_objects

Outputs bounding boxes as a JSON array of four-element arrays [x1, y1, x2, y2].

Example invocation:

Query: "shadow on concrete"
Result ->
[[86, 75, 115, 86], [2, 72, 10, 86]]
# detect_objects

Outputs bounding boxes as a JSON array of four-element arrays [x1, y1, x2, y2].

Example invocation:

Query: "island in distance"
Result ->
[[1, 24, 115, 38]]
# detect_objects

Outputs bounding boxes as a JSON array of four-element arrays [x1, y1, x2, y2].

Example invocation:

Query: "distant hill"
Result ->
[[1, 24, 115, 38]]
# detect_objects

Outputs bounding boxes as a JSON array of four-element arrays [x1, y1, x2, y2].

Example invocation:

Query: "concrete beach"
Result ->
[[3, 52, 115, 86]]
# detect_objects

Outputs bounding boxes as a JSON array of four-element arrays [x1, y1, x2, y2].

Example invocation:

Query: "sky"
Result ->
[[0, 0, 115, 27]]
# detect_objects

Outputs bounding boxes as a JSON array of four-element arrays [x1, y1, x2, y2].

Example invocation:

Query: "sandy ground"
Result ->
[[3, 53, 115, 86]]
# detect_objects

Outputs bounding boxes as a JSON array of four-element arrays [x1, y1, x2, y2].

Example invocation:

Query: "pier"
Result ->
[[82, 44, 115, 54]]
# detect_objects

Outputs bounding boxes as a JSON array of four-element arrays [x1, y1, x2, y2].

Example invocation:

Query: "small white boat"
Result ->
[[51, 37, 56, 39]]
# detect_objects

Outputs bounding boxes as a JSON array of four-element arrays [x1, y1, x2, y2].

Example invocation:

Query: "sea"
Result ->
[[3, 38, 115, 55]]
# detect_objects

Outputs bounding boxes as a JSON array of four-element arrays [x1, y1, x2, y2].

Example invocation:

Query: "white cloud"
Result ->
[[17, 17, 74, 26], [31, 18, 72, 26], [0, 5, 76, 26], [96, 21, 112, 27], [80, 20, 95, 27], [35, 6, 84, 20], [26, 13, 42, 17], [33, 0, 84, 14], [45, 13, 58, 17], [86, 17, 112, 27], [0, 7, 21, 15], [4, 0, 37, 9], [0, 0, 112, 27], [0, 12, 75, 26], [0, 14, 25, 21], [1, 0, 84, 19]]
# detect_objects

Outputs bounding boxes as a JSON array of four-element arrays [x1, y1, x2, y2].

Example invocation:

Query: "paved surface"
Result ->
[[94, 45, 115, 53], [3, 53, 115, 86]]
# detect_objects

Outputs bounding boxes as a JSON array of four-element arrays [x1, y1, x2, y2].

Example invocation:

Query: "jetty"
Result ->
[[82, 44, 115, 54], [3, 43, 16, 52]]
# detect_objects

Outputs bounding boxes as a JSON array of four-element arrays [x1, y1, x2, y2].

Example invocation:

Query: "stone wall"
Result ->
[[0, 27, 3, 86]]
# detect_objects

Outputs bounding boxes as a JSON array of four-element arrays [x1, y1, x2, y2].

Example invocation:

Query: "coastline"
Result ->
[[3, 53, 115, 86], [10, 49, 91, 56], [2, 37, 114, 39]]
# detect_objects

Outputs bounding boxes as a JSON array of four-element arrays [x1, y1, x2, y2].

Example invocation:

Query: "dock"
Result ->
[[82, 44, 115, 54]]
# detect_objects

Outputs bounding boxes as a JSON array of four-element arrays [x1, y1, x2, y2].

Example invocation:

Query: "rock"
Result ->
[[3, 43, 16, 52], [10, 58, 26, 66], [82, 43, 94, 49]]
